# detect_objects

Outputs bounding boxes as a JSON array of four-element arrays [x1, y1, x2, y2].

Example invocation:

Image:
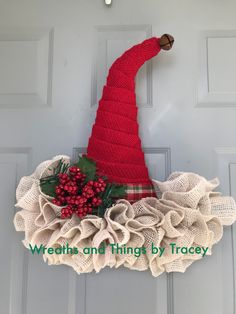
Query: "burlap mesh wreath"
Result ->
[[13, 156, 236, 277]]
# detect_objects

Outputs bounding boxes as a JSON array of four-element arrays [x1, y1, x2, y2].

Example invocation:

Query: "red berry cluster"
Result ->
[[52, 166, 106, 219]]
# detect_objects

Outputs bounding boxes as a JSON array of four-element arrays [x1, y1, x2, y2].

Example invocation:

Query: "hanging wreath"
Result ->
[[14, 155, 236, 276], [13, 35, 236, 276]]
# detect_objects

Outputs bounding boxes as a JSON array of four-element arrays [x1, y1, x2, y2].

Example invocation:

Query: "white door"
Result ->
[[1, 1, 236, 313]]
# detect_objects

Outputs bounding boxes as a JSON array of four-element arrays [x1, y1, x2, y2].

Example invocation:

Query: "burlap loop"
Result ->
[[14, 157, 236, 276]]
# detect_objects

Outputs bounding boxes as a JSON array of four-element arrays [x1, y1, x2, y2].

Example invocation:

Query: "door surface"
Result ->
[[1, 1, 236, 314]]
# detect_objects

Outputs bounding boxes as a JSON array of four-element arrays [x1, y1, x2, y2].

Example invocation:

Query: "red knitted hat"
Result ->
[[87, 35, 174, 202]]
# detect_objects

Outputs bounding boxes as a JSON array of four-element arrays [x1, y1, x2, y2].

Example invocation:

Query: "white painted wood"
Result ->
[[208, 37, 236, 93], [197, 30, 236, 107], [0, 149, 30, 314], [230, 163, 236, 314], [0, 1, 236, 314], [0, 28, 53, 107], [86, 269, 168, 314]]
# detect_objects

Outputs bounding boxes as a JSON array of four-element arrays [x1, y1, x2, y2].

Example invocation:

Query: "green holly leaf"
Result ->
[[94, 183, 126, 217], [76, 155, 96, 181], [109, 184, 127, 198], [40, 180, 58, 197]]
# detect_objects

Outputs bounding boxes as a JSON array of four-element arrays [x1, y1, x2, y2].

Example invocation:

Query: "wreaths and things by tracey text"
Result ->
[[29, 243, 209, 257]]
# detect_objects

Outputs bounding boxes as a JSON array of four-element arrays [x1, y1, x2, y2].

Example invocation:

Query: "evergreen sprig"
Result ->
[[40, 159, 69, 197]]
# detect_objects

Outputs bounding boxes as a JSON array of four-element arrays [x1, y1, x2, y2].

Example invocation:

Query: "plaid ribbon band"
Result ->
[[125, 184, 157, 203]]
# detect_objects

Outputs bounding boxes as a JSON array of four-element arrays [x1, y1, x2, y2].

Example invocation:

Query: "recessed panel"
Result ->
[[0, 29, 53, 107], [208, 37, 236, 93], [0, 41, 37, 94], [197, 31, 236, 107], [229, 163, 236, 198], [144, 148, 171, 181], [0, 163, 17, 314], [0, 149, 30, 314]]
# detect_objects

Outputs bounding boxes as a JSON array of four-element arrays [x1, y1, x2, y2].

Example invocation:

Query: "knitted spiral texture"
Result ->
[[87, 37, 162, 202]]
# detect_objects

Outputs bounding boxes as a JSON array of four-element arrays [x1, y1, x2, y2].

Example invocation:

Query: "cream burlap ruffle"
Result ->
[[14, 156, 236, 276]]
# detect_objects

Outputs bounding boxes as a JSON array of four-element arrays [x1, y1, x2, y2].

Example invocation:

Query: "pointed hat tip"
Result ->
[[160, 34, 174, 51]]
